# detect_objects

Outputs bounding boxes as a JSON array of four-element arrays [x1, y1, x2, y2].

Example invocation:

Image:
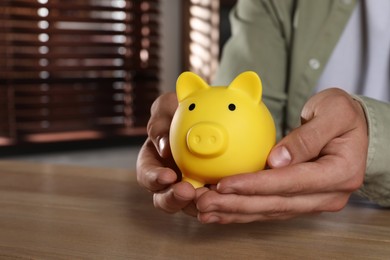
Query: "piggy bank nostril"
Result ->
[[209, 136, 216, 144]]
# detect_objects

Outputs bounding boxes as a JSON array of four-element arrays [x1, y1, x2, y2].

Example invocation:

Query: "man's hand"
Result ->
[[136, 93, 198, 216], [196, 88, 369, 224]]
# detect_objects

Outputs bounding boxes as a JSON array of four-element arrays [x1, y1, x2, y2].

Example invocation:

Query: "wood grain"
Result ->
[[0, 160, 389, 259]]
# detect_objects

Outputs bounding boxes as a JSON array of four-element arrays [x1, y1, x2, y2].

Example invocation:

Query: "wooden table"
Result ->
[[0, 160, 389, 259]]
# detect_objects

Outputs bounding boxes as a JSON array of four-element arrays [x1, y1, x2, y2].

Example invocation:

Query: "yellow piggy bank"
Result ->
[[169, 71, 276, 188]]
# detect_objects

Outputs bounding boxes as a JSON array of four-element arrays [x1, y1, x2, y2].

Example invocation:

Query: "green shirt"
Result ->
[[213, 0, 390, 206]]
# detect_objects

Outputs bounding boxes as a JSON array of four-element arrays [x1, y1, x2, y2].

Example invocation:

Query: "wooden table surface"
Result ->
[[0, 160, 389, 259]]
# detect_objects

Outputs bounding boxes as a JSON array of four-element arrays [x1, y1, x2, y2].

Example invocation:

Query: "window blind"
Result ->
[[182, 0, 220, 84], [182, 0, 236, 84], [0, 0, 160, 145]]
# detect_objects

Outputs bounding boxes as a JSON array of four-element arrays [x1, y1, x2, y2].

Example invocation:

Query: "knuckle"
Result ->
[[150, 94, 164, 114], [146, 120, 158, 140], [294, 127, 320, 159], [330, 90, 359, 123], [147, 98, 162, 133], [147, 93, 177, 139], [329, 198, 348, 212], [266, 200, 290, 216], [323, 194, 349, 212], [150, 92, 177, 115], [344, 172, 365, 192], [346, 178, 363, 192], [337, 157, 366, 192], [147, 95, 166, 134], [146, 118, 153, 135]]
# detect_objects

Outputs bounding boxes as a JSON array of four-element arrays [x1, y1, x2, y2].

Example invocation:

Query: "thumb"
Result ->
[[267, 119, 327, 168], [267, 89, 363, 168]]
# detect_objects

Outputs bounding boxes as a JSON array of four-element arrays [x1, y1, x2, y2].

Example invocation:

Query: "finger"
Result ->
[[136, 138, 178, 192], [195, 187, 210, 201], [147, 93, 178, 158], [181, 187, 209, 217], [153, 182, 196, 214], [196, 190, 349, 219], [219, 128, 366, 196], [199, 209, 323, 224], [198, 211, 297, 224], [268, 89, 359, 168], [218, 155, 359, 196]]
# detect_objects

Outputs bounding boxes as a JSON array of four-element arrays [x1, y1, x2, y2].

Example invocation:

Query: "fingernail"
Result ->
[[216, 183, 234, 193], [269, 146, 291, 168], [158, 136, 167, 157]]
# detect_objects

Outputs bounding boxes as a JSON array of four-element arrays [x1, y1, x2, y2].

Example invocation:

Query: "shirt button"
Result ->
[[308, 58, 320, 70]]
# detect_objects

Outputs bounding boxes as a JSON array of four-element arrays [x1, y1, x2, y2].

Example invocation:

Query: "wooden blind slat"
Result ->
[[182, 0, 220, 84], [0, 0, 159, 12]]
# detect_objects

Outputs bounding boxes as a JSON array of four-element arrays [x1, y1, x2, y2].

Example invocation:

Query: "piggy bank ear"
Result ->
[[176, 72, 209, 102], [228, 71, 262, 103]]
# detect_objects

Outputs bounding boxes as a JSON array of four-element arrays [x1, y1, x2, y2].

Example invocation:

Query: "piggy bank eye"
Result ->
[[228, 103, 236, 111], [188, 103, 196, 111]]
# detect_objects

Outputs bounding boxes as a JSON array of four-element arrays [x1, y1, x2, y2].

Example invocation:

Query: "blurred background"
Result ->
[[0, 0, 236, 169]]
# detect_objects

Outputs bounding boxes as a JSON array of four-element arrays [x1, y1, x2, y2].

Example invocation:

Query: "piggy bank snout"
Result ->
[[186, 123, 228, 158]]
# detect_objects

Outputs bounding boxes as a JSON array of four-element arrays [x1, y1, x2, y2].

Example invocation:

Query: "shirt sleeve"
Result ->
[[353, 95, 390, 207]]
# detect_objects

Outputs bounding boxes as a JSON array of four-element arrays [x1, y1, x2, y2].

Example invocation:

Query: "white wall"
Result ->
[[160, 0, 182, 93]]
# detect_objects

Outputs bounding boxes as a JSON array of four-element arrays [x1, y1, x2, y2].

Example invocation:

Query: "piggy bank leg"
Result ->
[[182, 176, 205, 189]]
